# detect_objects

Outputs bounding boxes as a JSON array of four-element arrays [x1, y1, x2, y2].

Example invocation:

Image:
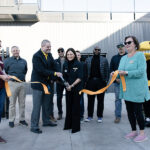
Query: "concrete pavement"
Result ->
[[0, 93, 150, 150]]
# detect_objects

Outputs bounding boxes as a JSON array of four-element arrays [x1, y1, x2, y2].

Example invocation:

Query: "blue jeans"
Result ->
[[0, 88, 6, 122], [80, 93, 84, 119], [114, 83, 122, 118]]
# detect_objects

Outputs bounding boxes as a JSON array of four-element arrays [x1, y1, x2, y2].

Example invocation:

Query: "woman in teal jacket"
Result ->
[[118, 36, 150, 142]]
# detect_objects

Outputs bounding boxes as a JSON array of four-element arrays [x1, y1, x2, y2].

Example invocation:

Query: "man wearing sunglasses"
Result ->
[[55, 48, 65, 120], [110, 43, 127, 123], [85, 46, 109, 123]]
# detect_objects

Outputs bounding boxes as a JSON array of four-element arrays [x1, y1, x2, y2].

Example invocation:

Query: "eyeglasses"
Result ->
[[58, 50, 64, 53], [124, 41, 133, 45]]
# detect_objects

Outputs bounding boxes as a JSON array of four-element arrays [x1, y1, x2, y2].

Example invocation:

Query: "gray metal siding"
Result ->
[[0, 21, 150, 92]]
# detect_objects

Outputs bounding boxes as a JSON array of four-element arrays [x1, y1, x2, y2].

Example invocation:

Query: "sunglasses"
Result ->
[[117, 46, 124, 49], [124, 41, 133, 45], [94, 49, 100, 51], [58, 50, 64, 53]]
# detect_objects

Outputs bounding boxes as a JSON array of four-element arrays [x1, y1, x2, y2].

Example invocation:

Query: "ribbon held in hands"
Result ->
[[79, 70, 126, 95], [5, 76, 50, 97]]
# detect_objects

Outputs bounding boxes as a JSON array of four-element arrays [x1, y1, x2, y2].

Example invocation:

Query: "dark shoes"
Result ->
[[57, 114, 62, 120], [30, 128, 42, 134], [0, 136, 7, 143], [114, 118, 121, 123], [19, 120, 28, 126], [9, 120, 28, 128], [9, 122, 14, 128], [43, 121, 57, 127], [50, 116, 57, 122]]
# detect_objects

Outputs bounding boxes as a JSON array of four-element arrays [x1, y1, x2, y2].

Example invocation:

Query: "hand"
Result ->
[[0, 61, 3, 64], [118, 71, 127, 76], [116, 79, 120, 83], [110, 71, 114, 76], [55, 72, 62, 77], [0, 75, 10, 81], [66, 85, 72, 91]]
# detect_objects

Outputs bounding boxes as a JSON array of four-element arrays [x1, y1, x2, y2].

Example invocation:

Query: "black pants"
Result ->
[[64, 89, 80, 133], [56, 83, 65, 115], [125, 101, 145, 131], [87, 78, 106, 118], [143, 100, 150, 118]]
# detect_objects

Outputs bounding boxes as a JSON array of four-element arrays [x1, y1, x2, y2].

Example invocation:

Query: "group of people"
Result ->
[[0, 36, 150, 143]]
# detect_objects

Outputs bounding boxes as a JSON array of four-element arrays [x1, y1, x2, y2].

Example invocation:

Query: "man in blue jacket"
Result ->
[[110, 43, 126, 123]]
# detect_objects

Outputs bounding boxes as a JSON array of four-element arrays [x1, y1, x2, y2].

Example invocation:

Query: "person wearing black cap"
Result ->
[[85, 46, 109, 123], [110, 43, 127, 123], [55, 48, 65, 120]]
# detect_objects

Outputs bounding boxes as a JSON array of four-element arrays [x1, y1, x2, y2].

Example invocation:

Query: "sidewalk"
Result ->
[[0, 93, 149, 150]]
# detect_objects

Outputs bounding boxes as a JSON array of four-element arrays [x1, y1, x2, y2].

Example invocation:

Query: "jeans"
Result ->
[[80, 93, 84, 119], [0, 88, 6, 122], [114, 83, 122, 118]]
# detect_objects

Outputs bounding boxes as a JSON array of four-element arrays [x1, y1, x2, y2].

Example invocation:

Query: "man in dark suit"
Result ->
[[30, 39, 62, 134]]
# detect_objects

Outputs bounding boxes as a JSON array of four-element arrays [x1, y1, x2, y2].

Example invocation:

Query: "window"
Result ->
[[111, 0, 134, 12], [135, 0, 150, 12], [41, 0, 63, 11], [64, 0, 87, 11], [87, 0, 111, 12]]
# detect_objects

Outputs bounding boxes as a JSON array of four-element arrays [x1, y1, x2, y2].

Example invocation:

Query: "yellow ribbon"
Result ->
[[5, 76, 50, 97], [148, 81, 150, 87], [79, 70, 126, 95]]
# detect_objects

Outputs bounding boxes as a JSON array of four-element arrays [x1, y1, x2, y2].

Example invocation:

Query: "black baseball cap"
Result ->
[[116, 43, 124, 48], [57, 47, 64, 52]]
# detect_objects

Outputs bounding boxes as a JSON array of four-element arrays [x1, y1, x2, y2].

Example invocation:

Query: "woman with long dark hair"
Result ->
[[63, 48, 83, 133]]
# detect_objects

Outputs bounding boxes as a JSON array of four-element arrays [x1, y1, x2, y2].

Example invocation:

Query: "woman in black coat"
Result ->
[[63, 48, 83, 133]]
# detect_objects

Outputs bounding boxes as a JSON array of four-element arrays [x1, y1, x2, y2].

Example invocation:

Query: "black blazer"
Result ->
[[31, 49, 58, 91], [63, 60, 83, 91]]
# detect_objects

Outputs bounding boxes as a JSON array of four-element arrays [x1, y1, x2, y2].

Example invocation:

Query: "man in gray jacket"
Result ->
[[85, 46, 109, 123]]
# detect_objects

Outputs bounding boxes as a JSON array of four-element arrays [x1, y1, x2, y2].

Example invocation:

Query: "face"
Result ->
[[118, 47, 125, 54], [67, 51, 75, 61], [42, 42, 51, 54], [11, 47, 20, 57], [124, 37, 136, 53], [94, 48, 100, 55], [58, 50, 64, 57], [76, 52, 81, 61]]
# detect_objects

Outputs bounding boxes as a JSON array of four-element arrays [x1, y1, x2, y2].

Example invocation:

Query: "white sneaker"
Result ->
[[97, 117, 103, 123], [85, 117, 93, 122], [146, 117, 150, 122]]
